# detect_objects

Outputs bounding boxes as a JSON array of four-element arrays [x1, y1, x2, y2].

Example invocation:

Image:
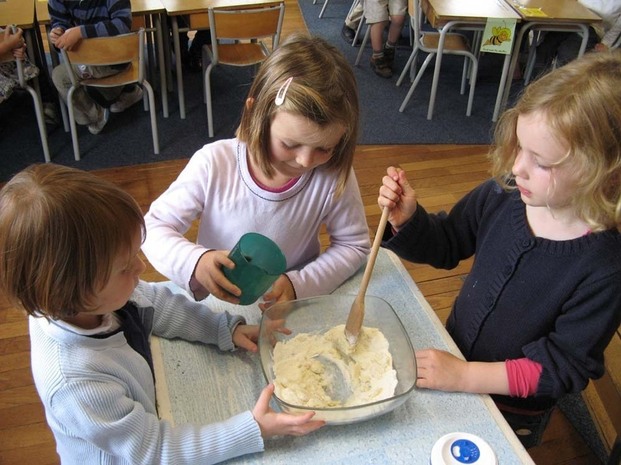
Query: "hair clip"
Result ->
[[275, 77, 293, 106]]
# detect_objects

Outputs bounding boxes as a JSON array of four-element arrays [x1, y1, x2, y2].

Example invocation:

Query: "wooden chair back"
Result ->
[[61, 29, 145, 87], [209, 2, 284, 43]]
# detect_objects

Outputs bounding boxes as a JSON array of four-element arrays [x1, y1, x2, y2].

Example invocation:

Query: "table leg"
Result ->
[[493, 53, 512, 122], [427, 20, 457, 120], [162, 14, 173, 93], [154, 14, 169, 118], [172, 16, 186, 119]]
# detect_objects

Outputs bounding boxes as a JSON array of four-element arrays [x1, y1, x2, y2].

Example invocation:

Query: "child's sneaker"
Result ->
[[370, 55, 393, 78], [88, 107, 110, 135], [110, 86, 143, 113]]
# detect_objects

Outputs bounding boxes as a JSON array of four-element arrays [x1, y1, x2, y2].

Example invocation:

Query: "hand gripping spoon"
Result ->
[[345, 206, 390, 346]]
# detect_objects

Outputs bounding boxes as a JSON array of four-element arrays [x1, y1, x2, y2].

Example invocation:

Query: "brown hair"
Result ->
[[0, 164, 145, 319], [236, 32, 359, 196], [490, 50, 621, 232]]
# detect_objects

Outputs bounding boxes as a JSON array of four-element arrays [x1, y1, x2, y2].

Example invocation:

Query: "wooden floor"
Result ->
[[0, 1, 603, 464]]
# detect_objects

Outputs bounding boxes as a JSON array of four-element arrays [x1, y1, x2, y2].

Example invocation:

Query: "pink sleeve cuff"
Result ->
[[506, 358, 543, 398]]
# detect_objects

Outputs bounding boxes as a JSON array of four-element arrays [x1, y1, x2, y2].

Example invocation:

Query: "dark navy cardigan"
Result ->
[[384, 179, 621, 412]]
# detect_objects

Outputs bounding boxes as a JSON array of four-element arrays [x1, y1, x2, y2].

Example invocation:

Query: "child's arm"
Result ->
[[80, 0, 132, 38], [415, 349, 511, 395]]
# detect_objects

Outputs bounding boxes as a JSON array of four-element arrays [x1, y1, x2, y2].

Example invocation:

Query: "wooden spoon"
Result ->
[[345, 206, 390, 345]]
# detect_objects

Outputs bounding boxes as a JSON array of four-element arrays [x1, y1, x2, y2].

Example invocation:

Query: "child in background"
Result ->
[[0, 163, 324, 465], [0, 27, 40, 104], [142, 33, 371, 310], [377, 51, 621, 447], [365, 0, 407, 78], [48, 0, 144, 135]]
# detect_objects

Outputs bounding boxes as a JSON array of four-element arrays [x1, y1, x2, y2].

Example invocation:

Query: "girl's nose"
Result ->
[[296, 149, 314, 168], [512, 150, 527, 178]]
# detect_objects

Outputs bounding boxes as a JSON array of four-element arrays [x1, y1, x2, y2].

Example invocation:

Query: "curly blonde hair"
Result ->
[[490, 50, 621, 232]]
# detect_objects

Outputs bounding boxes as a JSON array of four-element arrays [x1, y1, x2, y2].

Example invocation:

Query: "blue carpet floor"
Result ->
[[298, 0, 524, 145]]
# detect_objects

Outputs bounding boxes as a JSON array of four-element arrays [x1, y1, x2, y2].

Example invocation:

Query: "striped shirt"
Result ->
[[48, 0, 131, 38]]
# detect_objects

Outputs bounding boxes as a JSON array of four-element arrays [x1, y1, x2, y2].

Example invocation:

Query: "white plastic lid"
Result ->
[[430, 432, 498, 465]]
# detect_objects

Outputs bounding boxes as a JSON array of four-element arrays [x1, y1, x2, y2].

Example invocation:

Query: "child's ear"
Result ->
[[245, 98, 254, 110]]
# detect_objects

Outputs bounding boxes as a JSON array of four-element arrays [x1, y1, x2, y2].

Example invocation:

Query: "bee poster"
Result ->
[[480, 18, 517, 55]]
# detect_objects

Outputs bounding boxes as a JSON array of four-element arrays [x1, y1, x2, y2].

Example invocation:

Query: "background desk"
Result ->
[[420, 0, 521, 122], [500, 0, 602, 112], [152, 248, 535, 465]]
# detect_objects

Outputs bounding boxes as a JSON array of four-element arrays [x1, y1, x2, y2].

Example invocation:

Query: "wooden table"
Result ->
[[160, 0, 276, 120], [420, 0, 521, 122], [499, 0, 602, 112], [152, 248, 536, 464]]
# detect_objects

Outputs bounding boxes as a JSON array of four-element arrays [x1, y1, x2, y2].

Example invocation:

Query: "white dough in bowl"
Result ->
[[273, 324, 397, 408]]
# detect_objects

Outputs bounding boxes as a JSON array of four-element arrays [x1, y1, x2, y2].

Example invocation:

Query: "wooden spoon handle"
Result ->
[[345, 206, 390, 343], [357, 206, 390, 299]]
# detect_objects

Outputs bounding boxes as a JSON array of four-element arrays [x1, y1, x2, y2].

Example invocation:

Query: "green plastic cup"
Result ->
[[223, 232, 287, 305]]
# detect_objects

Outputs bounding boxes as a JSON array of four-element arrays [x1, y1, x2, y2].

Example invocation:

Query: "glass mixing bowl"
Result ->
[[259, 294, 417, 425]]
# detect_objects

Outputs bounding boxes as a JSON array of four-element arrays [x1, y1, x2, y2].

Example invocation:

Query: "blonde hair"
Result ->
[[237, 32, 359, 196], [0, 164, 145, 319], [490, 50, 621, 232]]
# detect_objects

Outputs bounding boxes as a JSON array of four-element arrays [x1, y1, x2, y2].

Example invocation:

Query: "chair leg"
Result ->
[[66, 88, 81, 161], [354, 24, 371, 66], [142, 81, 160, 154], [59, 95, 70, 132], [353, 15, 365, 47], [460, 56, 468, 95], [396, 47, 418, 87], [204, 64, 215, 138], [24, 86, 51, 163], [399, 52, 434, 113], [318, 0, 330, 18]]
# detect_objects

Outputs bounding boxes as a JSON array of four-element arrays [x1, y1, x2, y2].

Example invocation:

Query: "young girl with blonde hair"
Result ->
[[378, 50, 621, 448], [143, 33, 370, 310]]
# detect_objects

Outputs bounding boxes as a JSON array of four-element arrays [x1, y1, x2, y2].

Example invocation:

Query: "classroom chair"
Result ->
[[59, 28, 159, 161], [200, 2, 285, 138]]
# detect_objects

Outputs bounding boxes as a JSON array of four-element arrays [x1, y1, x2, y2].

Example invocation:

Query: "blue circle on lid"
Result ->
[[450, 439, 481, 463]]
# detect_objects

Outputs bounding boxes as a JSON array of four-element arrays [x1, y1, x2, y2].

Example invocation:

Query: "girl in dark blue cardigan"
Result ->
[[378, 50, 621, 448]]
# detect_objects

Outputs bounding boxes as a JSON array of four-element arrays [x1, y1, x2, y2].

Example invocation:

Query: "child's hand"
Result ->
[[594, 42, 609, 53], [378, 166, 418, 230], [232, 324, 259, 352], [49, 27, 64, 46], [415, 349, 468, 392], [258, 275, 295, 312], [3, 27, 25, 57], [194, 250, 241, 304], [252, 384, 325, 438], [53, 27, 83, 51]]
